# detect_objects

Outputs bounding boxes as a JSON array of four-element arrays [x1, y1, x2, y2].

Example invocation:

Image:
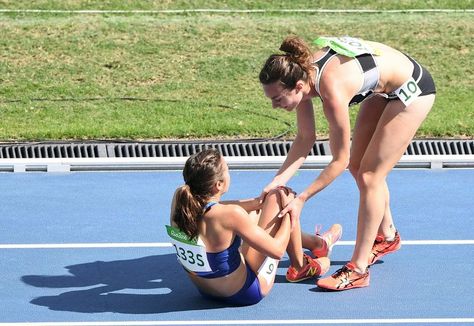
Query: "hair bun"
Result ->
[[280, 36, 305, 57], [259, 35, 314, 88]]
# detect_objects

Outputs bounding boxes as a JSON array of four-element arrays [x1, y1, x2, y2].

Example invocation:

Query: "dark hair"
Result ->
[[259, 36, 314, 89], [172, 149, 225, 240]]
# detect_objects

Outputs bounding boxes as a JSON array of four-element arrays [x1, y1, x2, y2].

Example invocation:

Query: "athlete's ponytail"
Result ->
[[172, 149, 225, 240], [172, 185, 202, 240], [259, 35, 314, 89]]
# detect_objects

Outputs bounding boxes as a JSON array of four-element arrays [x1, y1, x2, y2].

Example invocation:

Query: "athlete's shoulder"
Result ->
[[208, 203, 247, 219]]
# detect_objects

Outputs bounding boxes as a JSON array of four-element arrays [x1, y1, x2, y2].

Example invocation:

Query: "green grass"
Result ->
[[0, 0, 471, 10], [0, 1, 473, 140]]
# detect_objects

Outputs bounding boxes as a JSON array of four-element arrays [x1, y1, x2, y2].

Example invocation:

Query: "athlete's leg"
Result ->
[[351, 95, 435, 272], [243, 187, 293, 296], [285, 213, 305, 269], [301, 223, 343, 258], [240, 211, 260, 257], [284, 194, 332, 281], [349, 95, 395, 239], [301, 232, 321, 251]]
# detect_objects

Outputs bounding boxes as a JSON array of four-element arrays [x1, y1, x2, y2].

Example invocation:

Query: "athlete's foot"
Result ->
[[316, 262, 370, 291], [369, 231, 401, 265], [312, 224, 343, 258], [286, 254, 330, 282]]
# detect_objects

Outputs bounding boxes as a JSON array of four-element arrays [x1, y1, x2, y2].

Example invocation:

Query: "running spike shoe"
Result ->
[[316, 262, 370, 291], [369, 231, 401, 265], [312, 224, 343, 258], [286, 254, 330, 282]]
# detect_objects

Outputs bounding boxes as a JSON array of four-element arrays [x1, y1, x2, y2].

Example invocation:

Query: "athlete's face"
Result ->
[[219, 158, 231, 194], [262, 81, 303, 112]]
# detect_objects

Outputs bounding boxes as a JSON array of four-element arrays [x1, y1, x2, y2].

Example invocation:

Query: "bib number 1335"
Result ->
[[166, 225, 212, 272]]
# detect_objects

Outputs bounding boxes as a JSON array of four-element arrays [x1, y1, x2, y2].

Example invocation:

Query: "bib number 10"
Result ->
[[395, 77, 422, 107]]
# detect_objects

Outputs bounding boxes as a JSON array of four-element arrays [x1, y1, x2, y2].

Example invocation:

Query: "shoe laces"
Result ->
[[303, 253, 318, 269], [290, 254, 313, 274], [333, 265, 352, 279], [333, 264, 367, 279]]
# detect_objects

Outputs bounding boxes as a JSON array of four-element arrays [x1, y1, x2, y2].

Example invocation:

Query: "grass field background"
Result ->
[[0, 1, 472, 141]]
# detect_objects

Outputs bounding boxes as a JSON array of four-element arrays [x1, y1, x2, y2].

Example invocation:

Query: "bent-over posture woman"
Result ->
[[259, 35, 436, 290]]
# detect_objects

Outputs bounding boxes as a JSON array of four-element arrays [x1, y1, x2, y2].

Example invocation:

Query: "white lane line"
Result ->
[[0, 240, 473, 249], [0, 243, 173, 249], [0, 317, 473, 325], [395, 240, 474, 245], [0, 9, 473, 14]]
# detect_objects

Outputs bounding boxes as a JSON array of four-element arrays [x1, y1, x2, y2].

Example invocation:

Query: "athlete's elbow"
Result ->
[[267, 243, 285, 260], [333, 154, 350, 170], [292, 135, 316, 156], [273, 240, 288, 259], [272, 249, 285, 260], [341, 157, 350, 170], [297, 132, 316, 145]]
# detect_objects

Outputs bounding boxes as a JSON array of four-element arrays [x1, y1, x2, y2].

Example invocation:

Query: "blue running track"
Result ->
[[1, 169, 473, 325]]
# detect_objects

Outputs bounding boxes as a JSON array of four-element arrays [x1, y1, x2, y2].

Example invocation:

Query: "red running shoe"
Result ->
[[316, 262, 370, 291], [369, 231, 401, 265], [312, 224, 343, 258], [286, 254, 330, 282]]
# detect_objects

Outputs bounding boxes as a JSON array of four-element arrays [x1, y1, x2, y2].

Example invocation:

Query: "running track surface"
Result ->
[[1, 169, 473, 325]]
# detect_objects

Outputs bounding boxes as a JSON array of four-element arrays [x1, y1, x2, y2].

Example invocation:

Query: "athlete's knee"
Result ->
[[266, 188, 281, 198], [356, 170, 383, 191], [348, 161, 360, 178], [264, 188, 282, 205], [265, 187, 294, 208]]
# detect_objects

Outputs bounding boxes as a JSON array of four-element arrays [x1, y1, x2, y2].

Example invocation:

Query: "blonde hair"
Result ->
[[172, 149, 225, 240], [259, 36, 314, 89]]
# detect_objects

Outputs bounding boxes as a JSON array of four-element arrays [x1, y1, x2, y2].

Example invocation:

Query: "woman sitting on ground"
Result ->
[[167, 149, 341, 305]]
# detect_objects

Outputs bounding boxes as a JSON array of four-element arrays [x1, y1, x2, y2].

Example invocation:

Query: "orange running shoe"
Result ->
[[369, 231, 401, 265], [312, 224, 343, 258], [286, 254, 330, 282], [316, 262, 370, 291]]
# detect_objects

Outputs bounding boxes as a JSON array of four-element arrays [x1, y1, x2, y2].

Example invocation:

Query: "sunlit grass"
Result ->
[[0, 2, 472, 140]]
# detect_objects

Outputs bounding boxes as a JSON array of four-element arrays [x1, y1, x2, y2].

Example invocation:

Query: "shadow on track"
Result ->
[[22, 254, 229, 314]]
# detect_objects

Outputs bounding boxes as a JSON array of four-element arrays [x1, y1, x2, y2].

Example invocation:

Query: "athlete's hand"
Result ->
[[253, 196, 264, 212], [277, 195, 305, 229], [259, 180, 283, 204], [276, 186, 296, 207]]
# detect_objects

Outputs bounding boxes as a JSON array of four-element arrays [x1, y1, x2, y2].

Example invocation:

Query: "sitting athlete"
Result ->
[[167, 149, 342, 305], [259, 36, 436, 290]]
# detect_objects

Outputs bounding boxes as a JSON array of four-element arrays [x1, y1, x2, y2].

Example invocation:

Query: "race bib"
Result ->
[[257, 256, 278, 285], [314, 36, 379, 57], [166, 225, 212, 272], [393, 77, 422, 107]]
